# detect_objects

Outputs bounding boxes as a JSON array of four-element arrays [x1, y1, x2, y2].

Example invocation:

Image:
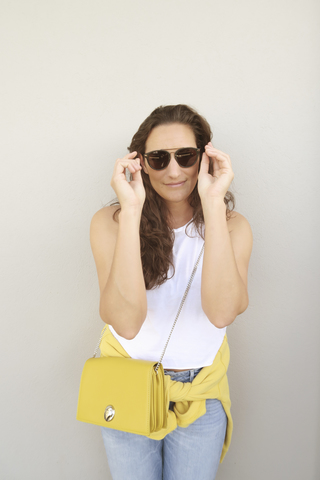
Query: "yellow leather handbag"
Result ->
[[76, 354, 166, 435], [76, 244, 204, 435]]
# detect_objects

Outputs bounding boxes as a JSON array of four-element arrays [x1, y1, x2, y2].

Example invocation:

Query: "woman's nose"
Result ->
[[166, 153, 181, 176]]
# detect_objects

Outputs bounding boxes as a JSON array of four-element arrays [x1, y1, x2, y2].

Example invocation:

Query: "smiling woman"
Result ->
[[88, 104, 253, 480], [140, 123, 200, 219]]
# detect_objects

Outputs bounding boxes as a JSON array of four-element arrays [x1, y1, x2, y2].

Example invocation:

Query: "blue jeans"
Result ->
[[100, 367, 227, 480]]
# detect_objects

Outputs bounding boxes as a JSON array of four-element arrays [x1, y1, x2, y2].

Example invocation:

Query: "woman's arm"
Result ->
[[201, 201, 253, 328], [90, 207, 147, 339], [90, 153, 147, 339], [198, 143, 253, 328]]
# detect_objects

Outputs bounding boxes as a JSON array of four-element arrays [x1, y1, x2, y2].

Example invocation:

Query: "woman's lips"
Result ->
[[165, 181, 186, 187]]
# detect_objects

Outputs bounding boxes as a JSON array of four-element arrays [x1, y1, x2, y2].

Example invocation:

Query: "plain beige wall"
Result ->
[[1, 0, 319, 478]]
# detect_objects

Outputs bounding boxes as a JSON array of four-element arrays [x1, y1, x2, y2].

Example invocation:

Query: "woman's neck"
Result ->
[[166, 202, 193, 229]]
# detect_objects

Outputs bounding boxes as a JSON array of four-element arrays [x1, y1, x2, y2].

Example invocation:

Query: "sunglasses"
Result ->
[[143, 147, 200, 171]]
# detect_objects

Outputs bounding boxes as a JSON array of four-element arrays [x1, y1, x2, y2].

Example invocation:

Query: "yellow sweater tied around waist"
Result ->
[[99, 325, 233, 463]]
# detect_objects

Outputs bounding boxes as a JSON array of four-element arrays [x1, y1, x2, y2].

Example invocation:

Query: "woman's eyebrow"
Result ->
[[154, 146, 191, 151]]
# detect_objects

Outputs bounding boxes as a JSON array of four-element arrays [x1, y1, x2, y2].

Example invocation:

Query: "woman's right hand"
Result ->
[[110, 151, 146, 211]]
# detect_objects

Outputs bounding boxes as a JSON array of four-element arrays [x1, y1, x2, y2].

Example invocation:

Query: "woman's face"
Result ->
[[142, 123, 199, 208]]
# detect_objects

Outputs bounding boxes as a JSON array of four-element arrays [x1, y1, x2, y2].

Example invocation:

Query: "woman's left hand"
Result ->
[[197, 143, 234, 203]]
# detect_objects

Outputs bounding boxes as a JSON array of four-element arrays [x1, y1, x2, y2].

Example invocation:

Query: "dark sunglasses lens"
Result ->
[[147, 150, 170, 170], [176, 148, 198, 167]]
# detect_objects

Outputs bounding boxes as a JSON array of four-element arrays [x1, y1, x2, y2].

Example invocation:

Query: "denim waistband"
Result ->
[[163, 367, 203, 383]]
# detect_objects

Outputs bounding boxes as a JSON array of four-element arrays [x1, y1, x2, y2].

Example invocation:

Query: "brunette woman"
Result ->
[[90, 104, 253, 480]]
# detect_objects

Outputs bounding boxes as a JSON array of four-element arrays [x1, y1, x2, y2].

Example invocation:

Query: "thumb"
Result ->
[[131, 165, 143, 183], [199, 152, 210, 175]]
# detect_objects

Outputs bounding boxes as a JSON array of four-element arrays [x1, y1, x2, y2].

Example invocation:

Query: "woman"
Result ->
[[90, 104, 253, 479]]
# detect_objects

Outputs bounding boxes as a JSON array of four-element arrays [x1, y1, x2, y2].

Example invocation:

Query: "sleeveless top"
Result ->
[[109, 222, 227, 369]]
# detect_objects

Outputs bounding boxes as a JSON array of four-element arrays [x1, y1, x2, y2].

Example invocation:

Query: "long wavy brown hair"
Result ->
[[112, 104, 235, 289]]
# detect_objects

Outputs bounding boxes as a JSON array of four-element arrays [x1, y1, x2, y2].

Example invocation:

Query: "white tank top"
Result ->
[[109, 222, 226, 369]]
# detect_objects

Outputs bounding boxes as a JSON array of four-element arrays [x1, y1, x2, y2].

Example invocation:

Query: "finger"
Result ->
[[205, 148, 231, 167], [199, 152, 210, 175], [212, 155, 220, 175], [205, 142, 231, 163], [205, 145, 228, 158], [127, 151, 137, 157], [207, 143, 228, 155], [205, 143, 228, 157], [115, 158, 141, 174], [120, 151, 140, 164], [126, 163, 140, 175], [131, 166, 143, 182]]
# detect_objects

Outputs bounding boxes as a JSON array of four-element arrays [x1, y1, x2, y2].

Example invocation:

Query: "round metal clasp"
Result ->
[[104, 405, 115, 422]]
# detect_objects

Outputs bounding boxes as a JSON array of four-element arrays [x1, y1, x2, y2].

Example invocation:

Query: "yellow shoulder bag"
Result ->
[[76, 244, 204, 436]]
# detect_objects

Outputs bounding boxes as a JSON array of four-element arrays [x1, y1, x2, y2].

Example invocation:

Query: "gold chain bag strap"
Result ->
[[76, 244, 204, 435]]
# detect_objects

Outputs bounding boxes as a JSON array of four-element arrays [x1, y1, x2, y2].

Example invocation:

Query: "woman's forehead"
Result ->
[[145, 123, 196, 151]]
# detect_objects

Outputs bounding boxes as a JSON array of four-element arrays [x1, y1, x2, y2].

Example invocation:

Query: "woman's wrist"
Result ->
[[119, 206, 142, 224], [202, 197, 226, 219]]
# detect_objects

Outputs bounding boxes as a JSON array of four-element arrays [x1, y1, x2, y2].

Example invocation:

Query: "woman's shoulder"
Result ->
[[227, 210, 252, 235], [226, 211, 253, 255], [90, 205, 120, 240], [91, 205, 120, 225], [89, 206, 121, 295]]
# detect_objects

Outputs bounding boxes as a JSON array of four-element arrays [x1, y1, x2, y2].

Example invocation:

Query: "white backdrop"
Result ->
[[1, 1, 319, 479]]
